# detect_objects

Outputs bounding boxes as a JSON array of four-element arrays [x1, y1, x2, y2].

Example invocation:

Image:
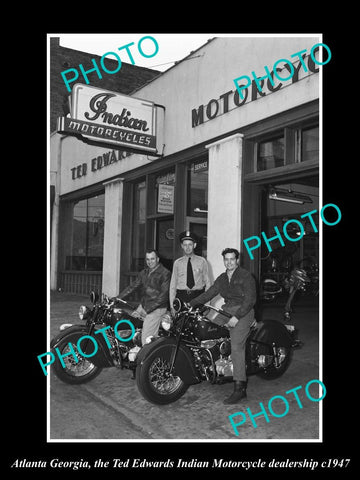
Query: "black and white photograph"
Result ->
[[7, 29, 353, 475]]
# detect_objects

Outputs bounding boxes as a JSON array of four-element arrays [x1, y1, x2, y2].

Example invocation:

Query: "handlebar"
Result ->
[[98, 295, 134, 310], [115, 297, 130, 305], [203, 304, 232, 319], [185, 302, 232, 319]]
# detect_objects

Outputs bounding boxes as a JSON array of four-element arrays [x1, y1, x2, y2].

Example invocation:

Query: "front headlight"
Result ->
[[79, 305, 89, 320], [161, 313, 173, 331]]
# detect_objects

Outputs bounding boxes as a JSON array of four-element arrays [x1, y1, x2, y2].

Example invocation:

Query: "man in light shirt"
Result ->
[[169, 231, 211, 314]]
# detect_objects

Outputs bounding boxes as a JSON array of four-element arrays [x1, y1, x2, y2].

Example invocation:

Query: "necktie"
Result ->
[[187, 257, 195, 289]]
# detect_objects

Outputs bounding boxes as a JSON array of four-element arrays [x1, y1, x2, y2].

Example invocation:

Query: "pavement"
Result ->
[[49, 291, 321, 441]]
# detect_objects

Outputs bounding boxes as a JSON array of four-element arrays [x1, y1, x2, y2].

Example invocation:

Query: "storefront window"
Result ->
[[65, 193, 105, 271], [257, 136, 285, 171], [131, 181, 146, 271], [187, 160, 208, 217], [301, 126, 319, 162]]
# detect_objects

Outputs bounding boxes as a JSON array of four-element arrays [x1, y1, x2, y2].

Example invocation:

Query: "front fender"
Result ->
[[50, 324, 113, 368], [50, 324, 88, 349], [137, 337, 201, 385]]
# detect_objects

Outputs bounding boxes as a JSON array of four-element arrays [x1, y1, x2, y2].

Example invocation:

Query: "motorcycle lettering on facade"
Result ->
[[191, 42, 331, 128]]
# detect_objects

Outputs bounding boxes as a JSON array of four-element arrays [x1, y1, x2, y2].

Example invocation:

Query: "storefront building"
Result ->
[[51, 36, 320, 298]]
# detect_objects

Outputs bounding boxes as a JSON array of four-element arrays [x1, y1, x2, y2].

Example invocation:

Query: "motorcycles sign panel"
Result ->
[[57, 84, 163, 154]]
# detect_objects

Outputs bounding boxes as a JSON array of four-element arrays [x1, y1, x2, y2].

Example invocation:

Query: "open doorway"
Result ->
[[259, 176, 319, 308]]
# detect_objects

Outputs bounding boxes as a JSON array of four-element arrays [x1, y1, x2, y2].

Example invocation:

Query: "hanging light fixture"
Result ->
[[268, 186, 313, 204]]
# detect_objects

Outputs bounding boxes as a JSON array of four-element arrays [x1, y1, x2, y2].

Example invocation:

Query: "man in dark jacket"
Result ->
[[189, 248, 256, 404], [117, 249, 171, 345]]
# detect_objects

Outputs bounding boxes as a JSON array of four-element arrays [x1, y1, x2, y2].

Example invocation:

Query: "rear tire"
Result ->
[[256, 347, 292, 379]]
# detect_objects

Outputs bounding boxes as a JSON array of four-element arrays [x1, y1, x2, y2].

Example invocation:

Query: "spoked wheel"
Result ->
[[51, 333, 102, 384], [136, 346, 189, 404]]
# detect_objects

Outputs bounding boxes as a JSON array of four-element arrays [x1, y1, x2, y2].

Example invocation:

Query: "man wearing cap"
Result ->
[[169, 230, 211, 313]]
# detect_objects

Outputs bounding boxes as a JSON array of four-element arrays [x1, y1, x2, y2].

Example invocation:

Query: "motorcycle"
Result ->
[[135, 299, 301, 405], [283, 267, 311, 319], [261, 255, 319, 303], [260, 243, 296, 301], [50, 292, 143, 384], [297, 258, 319, 297]]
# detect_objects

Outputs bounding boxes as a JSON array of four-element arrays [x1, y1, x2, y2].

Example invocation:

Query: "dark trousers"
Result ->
[[212, 307, 255, 382]]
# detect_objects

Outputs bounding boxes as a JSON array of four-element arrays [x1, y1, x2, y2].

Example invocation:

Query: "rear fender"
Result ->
[[138, 337, 200, 385], [252, 319, 293, 350], [50, 324, 113, 368]]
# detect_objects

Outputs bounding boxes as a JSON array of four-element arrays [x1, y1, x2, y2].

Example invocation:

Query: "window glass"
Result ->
[[302, 127, 319, 162], [65, 193, 105, 271], [187, 161, 208, 217], [258, 137, 285, 171], [87, 195, 105, 270], [131, 181, 146, 271]]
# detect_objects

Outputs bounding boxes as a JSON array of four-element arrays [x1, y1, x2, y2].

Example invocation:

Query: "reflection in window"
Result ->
[[131, 181, 146, 271], [302, 127, 319, 162], [187, 161, 208, 217], [258, 137, 285, 171], [65, 194, 105, 271]]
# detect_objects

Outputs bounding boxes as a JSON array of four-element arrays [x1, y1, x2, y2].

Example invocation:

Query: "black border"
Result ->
[[8, 24, 354, 476]]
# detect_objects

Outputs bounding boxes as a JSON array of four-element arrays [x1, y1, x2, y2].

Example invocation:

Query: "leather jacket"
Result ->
[[118, 263, 171, 314], [189, 266, 256, 320]]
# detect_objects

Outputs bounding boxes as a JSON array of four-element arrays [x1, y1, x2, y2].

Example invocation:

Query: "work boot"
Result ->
[[223, 381, 247, 404]]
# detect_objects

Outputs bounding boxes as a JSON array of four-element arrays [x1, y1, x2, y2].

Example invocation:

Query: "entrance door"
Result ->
[[155, 216, 174, 271], [186, 218, 207, 258]]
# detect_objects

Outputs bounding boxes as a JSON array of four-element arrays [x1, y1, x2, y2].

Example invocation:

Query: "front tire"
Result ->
[[136, 345, 189, 404], [51, 332, 102, 384]]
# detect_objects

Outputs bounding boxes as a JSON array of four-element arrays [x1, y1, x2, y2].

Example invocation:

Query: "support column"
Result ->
[[50, 135, 65, 291], [206, 133, 244, 280], [102, 178, 124, 296], [50, 189, 60, 290]]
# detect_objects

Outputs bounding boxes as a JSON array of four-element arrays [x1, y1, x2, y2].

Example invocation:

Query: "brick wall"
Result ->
[[50, 37, 160, 133]]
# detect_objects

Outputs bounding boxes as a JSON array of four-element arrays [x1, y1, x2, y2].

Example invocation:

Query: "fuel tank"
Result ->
[[109, 309, 143, 329], [193, 319, 229, 341]]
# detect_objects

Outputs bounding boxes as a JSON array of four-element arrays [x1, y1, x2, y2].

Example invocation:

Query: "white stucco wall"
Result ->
[[133, 35, 321, 156], [55, 36, 321, 197]]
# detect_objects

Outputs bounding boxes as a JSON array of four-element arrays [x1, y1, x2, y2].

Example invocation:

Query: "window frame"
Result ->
[[62, 191, 105, 272]]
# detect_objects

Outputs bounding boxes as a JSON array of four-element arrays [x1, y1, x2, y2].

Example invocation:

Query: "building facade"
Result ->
[[50, 37, 160, 294], [50, 36, 321, 299]]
